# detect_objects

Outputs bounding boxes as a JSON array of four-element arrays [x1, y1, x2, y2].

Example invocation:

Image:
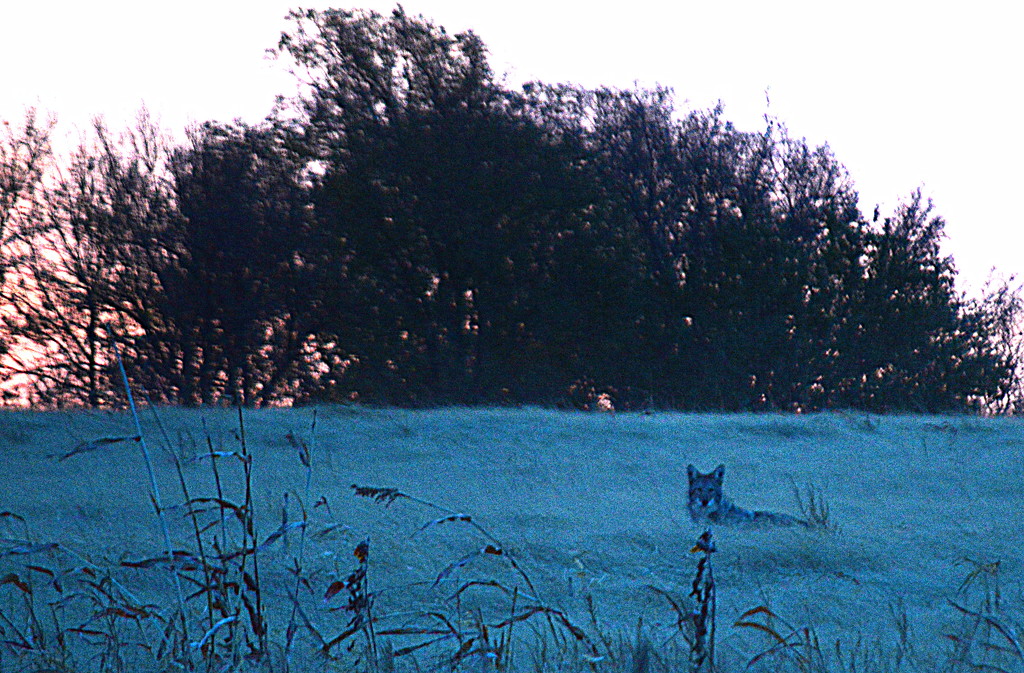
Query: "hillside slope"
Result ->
[[2, 406, 1022, 670]]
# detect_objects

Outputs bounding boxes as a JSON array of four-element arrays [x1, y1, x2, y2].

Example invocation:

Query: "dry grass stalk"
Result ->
[[322, 538, 378, 669], [113, 407, 274, 669], [351, 483, 539, 598], [946, 558, 1024, 673], [735, 604, 827, 672], [0, 524, 170, 673], [689, 529, 716, 673], [284, 411, 318, 664], [790, 481, 833, 531], [105, 324, 192, 666], [348, 482, 603, 671]]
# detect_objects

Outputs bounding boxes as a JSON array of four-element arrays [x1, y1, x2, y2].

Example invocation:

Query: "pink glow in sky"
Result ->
[[2, 0, 1021, 295]]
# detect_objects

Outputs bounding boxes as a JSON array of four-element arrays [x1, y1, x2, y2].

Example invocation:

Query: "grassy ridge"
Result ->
[[1, 406, 1022, 671]]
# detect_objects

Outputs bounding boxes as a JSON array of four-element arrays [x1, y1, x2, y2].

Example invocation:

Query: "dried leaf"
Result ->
[[24, 564, 54, 578], [451, 637, 476, 662], [392, 634, 453, 657], [736, 605, 777, 621], [734, 620, 788, 645], [325, 581, 346, 601], [351, 484, 407, 507], [2, 542, 60, 556], [434, 550, 482, 587], [415, 513, 472, 535], [0, 573, 30, 594], [56, 435, 139, 461]]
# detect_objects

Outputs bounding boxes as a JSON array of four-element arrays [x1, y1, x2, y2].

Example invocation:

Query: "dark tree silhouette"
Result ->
[[0, 109, 53, 373], [0, 110, 53, 278], [964, 277, 1024, 414], [1, 8, 1019, 412], [1, 114, 170, 407], [279, 7, 636, 405], [160, 121, 320, 405], [844, 191, 1010, 411]]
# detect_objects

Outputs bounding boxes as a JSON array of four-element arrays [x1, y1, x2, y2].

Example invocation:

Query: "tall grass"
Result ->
[[2, 404, 1022, 672]]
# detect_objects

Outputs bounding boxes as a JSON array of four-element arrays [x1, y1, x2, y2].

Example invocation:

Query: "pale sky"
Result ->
[[2, 0, 1021, 295]]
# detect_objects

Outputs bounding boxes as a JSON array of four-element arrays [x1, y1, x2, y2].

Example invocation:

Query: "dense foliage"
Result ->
[[1, 7, 1021, 412]]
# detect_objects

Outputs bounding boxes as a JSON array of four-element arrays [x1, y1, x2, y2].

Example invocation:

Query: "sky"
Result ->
[[2, 0, 1021, 295]]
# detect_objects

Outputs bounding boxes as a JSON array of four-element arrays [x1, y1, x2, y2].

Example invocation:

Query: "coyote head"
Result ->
[[687, 464, 726, 515]]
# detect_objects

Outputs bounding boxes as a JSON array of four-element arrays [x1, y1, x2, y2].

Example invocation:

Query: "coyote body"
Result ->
[[687, 464, 808, 527]]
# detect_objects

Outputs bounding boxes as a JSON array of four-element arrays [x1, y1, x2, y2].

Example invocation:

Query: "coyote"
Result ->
[[687, 464, 809, 527]]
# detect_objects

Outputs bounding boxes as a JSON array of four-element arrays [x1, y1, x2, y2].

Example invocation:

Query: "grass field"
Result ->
[[1, 405, 1022, 672]]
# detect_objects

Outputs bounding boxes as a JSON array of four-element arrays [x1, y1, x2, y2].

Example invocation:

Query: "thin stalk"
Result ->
[[173, 457, 216, 646], [237, 406, 269, 657], [286, 409, 316, 664], [104, 323, 192, 667]]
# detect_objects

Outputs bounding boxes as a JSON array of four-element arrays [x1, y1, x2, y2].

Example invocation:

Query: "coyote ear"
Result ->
[[713, 464, 725, 479], [687, 464, 696, 478]]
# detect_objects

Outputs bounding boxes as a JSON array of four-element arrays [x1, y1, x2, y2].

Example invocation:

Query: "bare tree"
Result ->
[[1, 109, 54, 271], [1, 109, 54, 402], [2, 112, 174, 407]]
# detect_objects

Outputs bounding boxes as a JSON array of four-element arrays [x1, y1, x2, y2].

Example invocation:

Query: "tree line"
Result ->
[[1, 7, 1022, 412]]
